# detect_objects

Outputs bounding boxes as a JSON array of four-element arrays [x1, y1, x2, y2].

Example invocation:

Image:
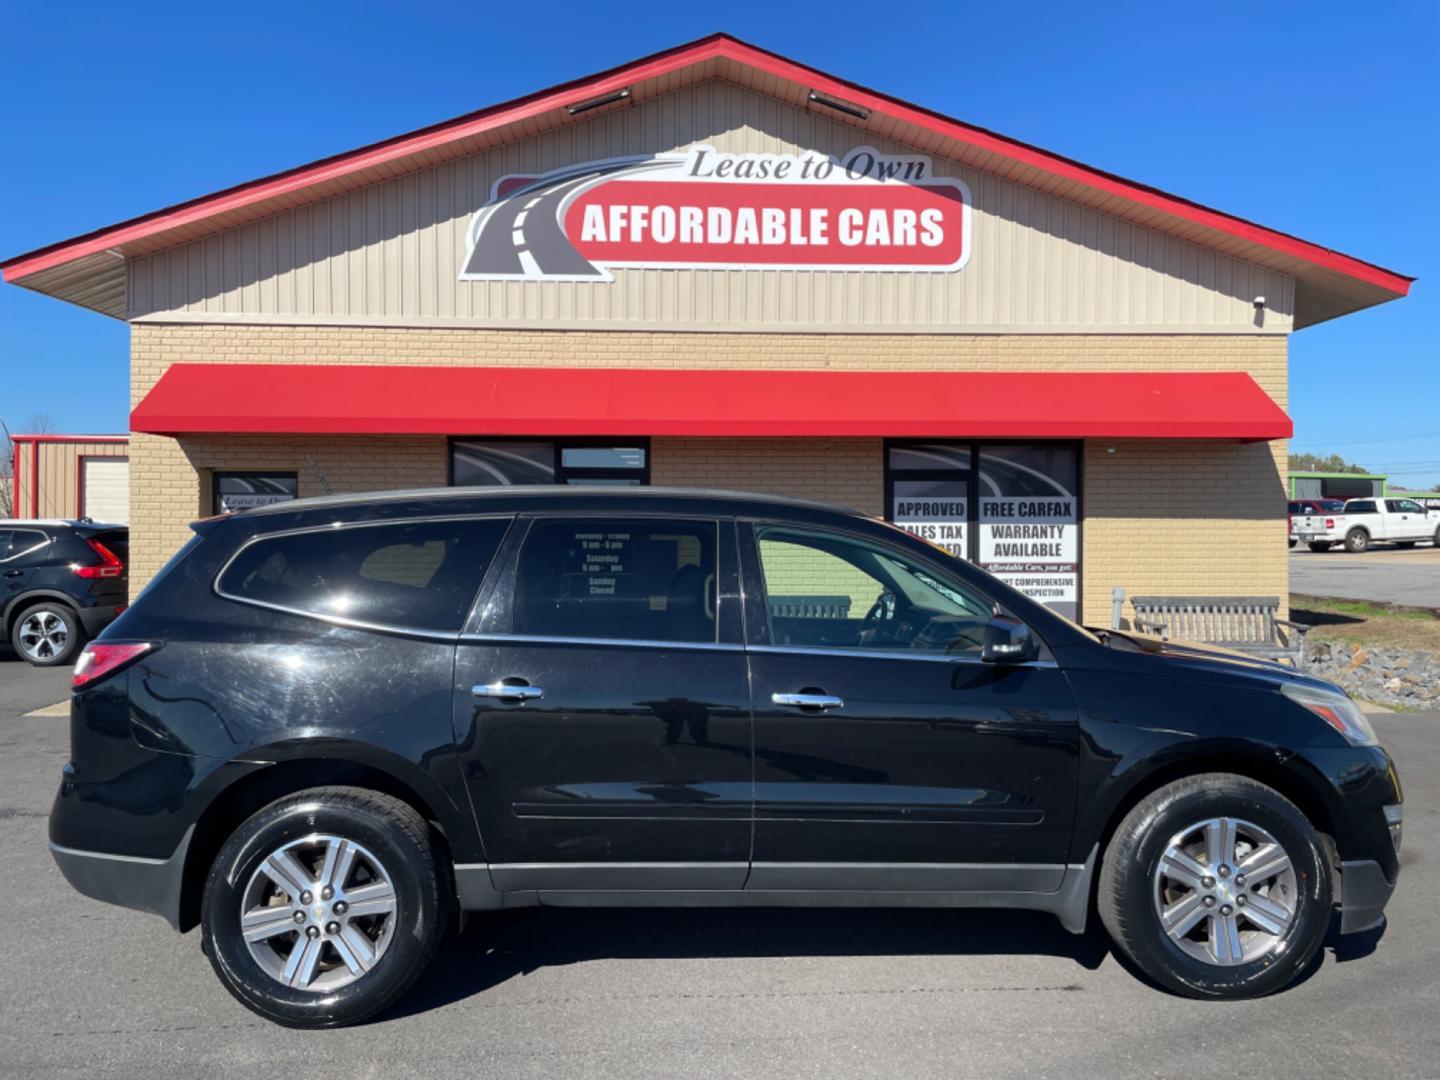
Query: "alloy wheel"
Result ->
[[1152, 816, 1298, 966], [18, 610, 68, 661], [239, 834, 398, 992]]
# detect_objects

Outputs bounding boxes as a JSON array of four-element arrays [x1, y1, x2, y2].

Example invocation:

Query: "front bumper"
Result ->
[[1339, 858, 1397, 934], [48, 826, 193, 931]]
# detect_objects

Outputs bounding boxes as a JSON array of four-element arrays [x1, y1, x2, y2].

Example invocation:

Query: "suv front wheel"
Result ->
[[200, 786, 447, 1028], [1098, 773, 1331, 998]]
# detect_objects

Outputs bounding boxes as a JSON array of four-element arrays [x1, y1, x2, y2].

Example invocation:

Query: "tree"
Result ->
[[26, 412, 55, 434], [1287, 451, 1372, 475], [0, 424, 11, 517]]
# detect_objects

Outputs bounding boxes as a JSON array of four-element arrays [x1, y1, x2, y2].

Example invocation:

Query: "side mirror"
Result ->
[[981, 614, 1037, 664]]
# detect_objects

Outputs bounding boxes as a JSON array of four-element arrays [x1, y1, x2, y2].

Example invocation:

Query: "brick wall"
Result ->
[[130, 324, 1287, 623]]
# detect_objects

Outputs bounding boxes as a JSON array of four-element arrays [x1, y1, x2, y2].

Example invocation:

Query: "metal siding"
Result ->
[[127, 80, 1294, 332], [18, 441, 127, 518]]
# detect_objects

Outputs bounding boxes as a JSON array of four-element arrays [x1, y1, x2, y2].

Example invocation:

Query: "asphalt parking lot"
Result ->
[[1291, 542, 1440, 608], [2, 657, 1437, 1079]]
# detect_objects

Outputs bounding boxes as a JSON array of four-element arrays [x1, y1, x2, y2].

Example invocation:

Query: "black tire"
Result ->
[[1344, 528, 1369, 554], [9, 601, 84, 666], [1098, 773, 1331, 999], [1434, 526, 1440, 549], [1307, 542, 1332, 553], [201, 786, 447, 1028], [1288, 538, 1296, 549]]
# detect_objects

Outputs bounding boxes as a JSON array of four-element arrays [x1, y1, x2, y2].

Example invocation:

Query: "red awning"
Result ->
[[130, 363, 1292, 441]]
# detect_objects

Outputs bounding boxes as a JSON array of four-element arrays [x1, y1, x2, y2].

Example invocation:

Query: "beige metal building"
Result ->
[[0, 34, 1412, 622], [8, 435, 130, 522]]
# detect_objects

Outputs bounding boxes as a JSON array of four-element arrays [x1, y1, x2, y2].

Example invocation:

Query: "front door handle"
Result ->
[[472, 682, 545, 702], [772, 691, 844, 711], [2, 570, 21, 578]]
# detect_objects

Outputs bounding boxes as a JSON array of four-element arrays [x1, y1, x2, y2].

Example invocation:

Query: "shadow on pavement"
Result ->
[[385, 906, 1111, 1020], [1287, 606, 1365, 629], [1328, 914, 1387, 964]]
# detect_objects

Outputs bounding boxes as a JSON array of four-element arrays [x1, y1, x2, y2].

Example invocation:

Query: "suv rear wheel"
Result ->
[[10, 601, 83, 666], [1098, 773, 1331, 999], [200, 786, 447, 1028]]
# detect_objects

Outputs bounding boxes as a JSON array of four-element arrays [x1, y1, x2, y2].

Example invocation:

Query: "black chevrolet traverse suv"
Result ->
[[2, 518, 128, 666], [50, 489, 1402, 1027]]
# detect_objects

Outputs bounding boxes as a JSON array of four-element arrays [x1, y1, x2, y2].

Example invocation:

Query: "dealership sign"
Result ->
[[461, 146, 972, 281]]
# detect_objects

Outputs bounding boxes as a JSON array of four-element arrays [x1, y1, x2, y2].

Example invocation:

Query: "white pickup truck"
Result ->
[[1292, 496, 1440, 553]]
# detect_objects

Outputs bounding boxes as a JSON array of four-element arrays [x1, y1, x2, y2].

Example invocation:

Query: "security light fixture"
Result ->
[[808, 91, 870, 120], [1253, 295, 1266, 309], [566, 88, 631, 116]]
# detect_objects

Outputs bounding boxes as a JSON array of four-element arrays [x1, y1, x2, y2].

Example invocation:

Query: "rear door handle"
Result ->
[[472, 682, 545, 702], [2, 570, 21, 578], [771, 692, 844, 710]]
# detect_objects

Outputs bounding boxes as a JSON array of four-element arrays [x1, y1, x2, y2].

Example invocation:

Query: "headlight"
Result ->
[[1281, 682, 1379, 747]]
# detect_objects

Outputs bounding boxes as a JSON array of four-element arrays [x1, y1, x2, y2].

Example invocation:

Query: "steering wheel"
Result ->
[[862, 590, 898, 634]]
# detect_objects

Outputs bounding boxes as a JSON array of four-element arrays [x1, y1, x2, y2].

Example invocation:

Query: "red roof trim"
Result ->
[[3, 33, 1411, 296], [8, 433, 130, 443], [130, 363, 1293, 442]]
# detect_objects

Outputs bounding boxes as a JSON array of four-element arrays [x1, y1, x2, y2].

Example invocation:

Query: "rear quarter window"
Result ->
[[1, 529, 50, 562], [218, 517, 511, 632]]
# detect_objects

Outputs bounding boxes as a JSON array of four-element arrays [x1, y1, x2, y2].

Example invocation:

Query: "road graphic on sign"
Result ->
[[461, 157, 676, 280]]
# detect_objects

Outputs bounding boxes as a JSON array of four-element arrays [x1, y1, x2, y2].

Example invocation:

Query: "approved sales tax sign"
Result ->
[[461, 145, 972, 281]]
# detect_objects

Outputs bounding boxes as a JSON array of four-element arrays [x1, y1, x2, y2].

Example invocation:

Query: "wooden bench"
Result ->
[[1109, 590, 1310, 666]]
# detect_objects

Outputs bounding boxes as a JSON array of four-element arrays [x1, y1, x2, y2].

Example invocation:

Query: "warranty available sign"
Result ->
[[460, 146, 972, 281]]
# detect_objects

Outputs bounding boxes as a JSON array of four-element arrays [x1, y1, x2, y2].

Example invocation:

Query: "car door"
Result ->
[[452, 513, 753, 893], [1391, 499, 1426, 540], [740, 520, 1080, 893], [1, 528, 48, 605]]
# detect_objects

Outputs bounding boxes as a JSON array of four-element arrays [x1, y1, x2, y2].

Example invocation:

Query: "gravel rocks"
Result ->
[[1305, 639, 1439, 708]]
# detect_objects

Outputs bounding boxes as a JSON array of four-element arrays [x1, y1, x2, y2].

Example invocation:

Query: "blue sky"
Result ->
[[2, 1, 1436, 486]]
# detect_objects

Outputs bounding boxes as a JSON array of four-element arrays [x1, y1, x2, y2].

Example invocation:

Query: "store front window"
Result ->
[[450, 440, 649, 487], [213, 471, 299, 514], [887, 441, 1079, 619]]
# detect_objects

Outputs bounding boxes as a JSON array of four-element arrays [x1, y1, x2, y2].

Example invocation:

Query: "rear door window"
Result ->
[[511, 517, 718, 643], [219, 518, 511, 632]]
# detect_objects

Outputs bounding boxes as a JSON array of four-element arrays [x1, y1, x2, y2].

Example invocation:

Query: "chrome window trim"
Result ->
[[459, 632, 744, 653], [213, 513, 516, 640], [748, 643, 1058, 668], [0, 532, 52, 564]]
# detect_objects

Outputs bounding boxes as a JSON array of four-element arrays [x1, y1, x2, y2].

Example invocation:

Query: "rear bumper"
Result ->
[[1339, 858, 1397, 934], [76, 602, 125, 637], [48, 826, 192, 931]]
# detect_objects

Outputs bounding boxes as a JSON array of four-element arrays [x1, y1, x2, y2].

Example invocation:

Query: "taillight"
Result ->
[[73, 642, 154, 689], [72, 538, 124, 579], [1325, 518, 1335, 529]]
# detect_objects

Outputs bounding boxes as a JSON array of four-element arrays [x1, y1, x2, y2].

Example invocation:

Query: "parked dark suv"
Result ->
[[2, 519, 128, 666], [50, 489, 1401, 1027]]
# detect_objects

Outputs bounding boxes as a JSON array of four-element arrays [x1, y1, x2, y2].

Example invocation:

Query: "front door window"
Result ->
[[756, 525, 993, 656]]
